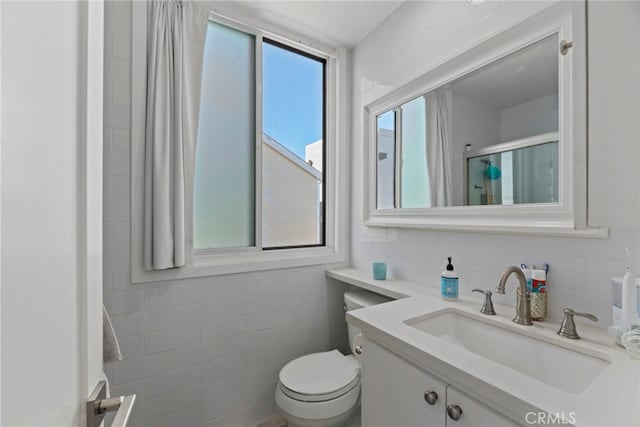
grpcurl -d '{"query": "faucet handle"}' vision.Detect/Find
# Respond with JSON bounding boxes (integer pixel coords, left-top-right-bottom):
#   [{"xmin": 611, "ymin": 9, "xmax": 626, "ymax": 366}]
[
  {"xmin": 472, "ymin": 289, "xmax": 496, "ymax": 315},
  {"xmin": 557, "ymin": 308, "xmax": 598, "ymax": 339},
  {"xmin": 564, "ymin": 308, "xmax": 598, "ymax": 321}
]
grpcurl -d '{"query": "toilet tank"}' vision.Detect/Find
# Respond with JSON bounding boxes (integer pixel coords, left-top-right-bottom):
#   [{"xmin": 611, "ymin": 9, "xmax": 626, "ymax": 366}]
[{"xmin": 344, "ymin": 290, "xmax": 391, "ymax": 353}]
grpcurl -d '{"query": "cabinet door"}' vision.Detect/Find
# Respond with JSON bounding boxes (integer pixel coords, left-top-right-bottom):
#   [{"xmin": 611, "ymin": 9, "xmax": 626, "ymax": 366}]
[
  {"xmin": 446, "ymin": 386, "xmax": 520, "ymax": 427},
  {"xmin": 361, "ymin": 338, "xmax": 447, "ymax": 427}
]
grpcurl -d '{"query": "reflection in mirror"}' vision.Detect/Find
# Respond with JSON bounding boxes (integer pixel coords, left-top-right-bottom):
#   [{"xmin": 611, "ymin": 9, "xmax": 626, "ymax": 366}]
[
  {"xmin": 465, "ymin": 135, "xmax": 559, "ymax": 206},
  {"xmin": 400, "ymin": 96, "xmax": 429, "ymax": 208},
  {"xmin": 374, "ymin": 33, "xmax": 560, "ymax": 209},
  {"xmin": 376, "ymin": 110, "xmax": 395, "ymax": 209}
]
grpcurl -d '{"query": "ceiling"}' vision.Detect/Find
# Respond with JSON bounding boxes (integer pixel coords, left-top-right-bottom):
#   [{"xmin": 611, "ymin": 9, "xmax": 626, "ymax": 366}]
[
  {"xmin": 452, "ymin": 35, "xmax": 559, "ymax": 110},
  {"xmin": 211, "ymin": 1, "xmax": 405, "ymax": 47}
]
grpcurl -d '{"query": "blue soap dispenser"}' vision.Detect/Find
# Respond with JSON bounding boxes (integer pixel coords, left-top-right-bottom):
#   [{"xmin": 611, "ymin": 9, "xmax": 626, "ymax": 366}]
[{"xmin": 441, "ymin": 257, "xmax": 459, "ymax": 300}]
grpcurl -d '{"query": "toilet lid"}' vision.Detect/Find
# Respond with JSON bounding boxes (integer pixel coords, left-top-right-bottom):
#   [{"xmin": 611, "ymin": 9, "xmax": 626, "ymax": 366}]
[{"xmin": 279, "ymin": 350, "xmax": 360, "ymax": 397}]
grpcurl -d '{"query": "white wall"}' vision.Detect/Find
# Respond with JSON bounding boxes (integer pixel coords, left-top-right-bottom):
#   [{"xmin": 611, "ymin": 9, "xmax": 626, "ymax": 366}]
[
  {"xmin": 451, "ymin": 92, "xmax": 501, "ymax": 205},
  {"xmin": 2, "ymin": 1, "xmax": 84, "ymax": 425},
  {"xmin": 351, "ymin": 1, "xmax": 640, "ymax": 326},
  {"xmin": 103, "ymin": 3, "xmax": 348, "ymax": 426},
  {"xmin": 500, "ymin": 93, "xmax": 559, "ymax": 142}
]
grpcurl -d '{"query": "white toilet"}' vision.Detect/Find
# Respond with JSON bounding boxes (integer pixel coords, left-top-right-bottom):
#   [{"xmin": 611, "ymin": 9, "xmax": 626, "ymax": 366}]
[{"xmin": 275, "ymin": 290, "xmax": 390, "ymax": 427}]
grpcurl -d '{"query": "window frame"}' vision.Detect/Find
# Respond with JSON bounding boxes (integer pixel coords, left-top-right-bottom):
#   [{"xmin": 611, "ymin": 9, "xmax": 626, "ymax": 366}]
[
  {"xmin": 130, "ymin": 5, "xmax": 347, "ymax": 283},
  {"xmin": 260, "ymin": 37, "xmax": 327, "ymax": 250}
]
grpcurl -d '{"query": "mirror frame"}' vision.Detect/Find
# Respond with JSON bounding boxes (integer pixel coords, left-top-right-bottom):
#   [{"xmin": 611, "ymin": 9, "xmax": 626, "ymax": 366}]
[{"xmin": 363, "ymin": 2, "xmax": 605, "ymax": 237}]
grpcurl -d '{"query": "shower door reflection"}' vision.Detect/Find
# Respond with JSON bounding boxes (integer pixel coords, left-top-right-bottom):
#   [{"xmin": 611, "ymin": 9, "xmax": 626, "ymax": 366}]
[{"xmin": 465, "ymin": 134, "xmax": 559, "ymax": 206}]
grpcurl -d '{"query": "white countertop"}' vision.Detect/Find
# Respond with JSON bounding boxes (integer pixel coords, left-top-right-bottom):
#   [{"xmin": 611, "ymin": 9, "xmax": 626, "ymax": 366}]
[{"xmin": 327, "ymin": 268, "xmax": 640, "ymax": 427}]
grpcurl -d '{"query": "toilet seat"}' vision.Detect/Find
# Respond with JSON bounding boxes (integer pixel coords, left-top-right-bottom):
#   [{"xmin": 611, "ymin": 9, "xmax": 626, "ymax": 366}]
[
  {"xmin": 276, "ymin": 351, "xmax": 361, "ymax": 425},
  {"xmin": 278, "ymin": 350, "xmax": 360, "ymax": 402},
  {"xmin": 279, "ymin": 376, "xmax": 360, "ymax": 402}
]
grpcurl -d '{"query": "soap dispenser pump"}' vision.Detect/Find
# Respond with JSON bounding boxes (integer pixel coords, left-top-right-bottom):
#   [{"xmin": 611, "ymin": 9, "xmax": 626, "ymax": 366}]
[{"xmin": 441, "ymin": 257, "xmax": 459, "ymax": 300}]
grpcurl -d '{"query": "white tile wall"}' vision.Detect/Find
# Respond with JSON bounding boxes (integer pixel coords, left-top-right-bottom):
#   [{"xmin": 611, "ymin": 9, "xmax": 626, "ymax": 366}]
[
  {"xmin": 350, "ymin": 1, "xmax": 640, "ymax": 327},
  {"xmin": 102, "ymin": 2, "xmax": 349, "ymax": 426}
]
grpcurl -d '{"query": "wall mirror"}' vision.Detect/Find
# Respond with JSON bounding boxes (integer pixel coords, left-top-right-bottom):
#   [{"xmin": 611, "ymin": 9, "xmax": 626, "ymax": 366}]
[
  {"xmin": 364, "ymin": 3, "xmax": 603, "ymax": 236},
  {"xmin": 375, "ymin": 34, "xmax": 559, "ymax": 209}
]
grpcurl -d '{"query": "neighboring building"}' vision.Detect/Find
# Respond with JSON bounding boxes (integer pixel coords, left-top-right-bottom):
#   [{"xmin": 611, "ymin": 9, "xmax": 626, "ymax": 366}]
[
  {"xmin": 305, "ymin": 140, "xmax": 324, "ymax": 215},
  {"xmin": 376, "ymin": 128, "xmax": 395, "ymax": 208},
  {"xmin": 262, "ymin": 134, "xmax": 323, "ymax": 247},
  {"xmin": 305, "ymin": 139, "xmax": 323, "ymax": 172}
]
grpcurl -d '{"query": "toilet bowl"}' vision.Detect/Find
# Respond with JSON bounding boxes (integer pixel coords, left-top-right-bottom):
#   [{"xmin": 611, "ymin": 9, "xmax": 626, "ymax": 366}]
[{"xmin": 275, "ymin": 290, "xmax": 390, "ymax": 427}]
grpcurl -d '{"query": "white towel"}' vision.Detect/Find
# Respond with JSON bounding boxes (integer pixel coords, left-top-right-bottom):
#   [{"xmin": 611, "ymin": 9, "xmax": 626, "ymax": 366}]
[
  {"xmin": 103, "ymin": 306, "xmax": 123, "ymax": 363},
  {"xmin": 100, "ymin": 371, "xmax": 111, "ymax": 398}
]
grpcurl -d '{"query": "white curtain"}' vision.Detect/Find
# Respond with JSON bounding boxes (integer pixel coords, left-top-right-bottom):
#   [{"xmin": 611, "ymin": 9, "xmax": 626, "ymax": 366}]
[
  {"xmin": 144, "ymin": 0, "xmax": 207, "ymax": 270},
  {"xmin": 425, "ymin": 90, "xmax": 453, "ymax": 207}
]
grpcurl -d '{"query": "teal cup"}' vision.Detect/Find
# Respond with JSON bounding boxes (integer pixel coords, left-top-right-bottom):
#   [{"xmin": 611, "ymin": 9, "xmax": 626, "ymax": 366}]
[{"xmin": 372, "ymin": 262, "xmax": 387, "ymax": 280}]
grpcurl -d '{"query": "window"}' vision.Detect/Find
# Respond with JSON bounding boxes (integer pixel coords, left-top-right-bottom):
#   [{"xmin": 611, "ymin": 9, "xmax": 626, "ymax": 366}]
[
  {"xmin": 376, "ymin": 110, "xmax": 395, "ymax": 209},
  {"xmin": 262, "ymin": 40, "xmax": 325, "ymax": 249},
  {"xmin": 375, "ymin": 97, "xmax": 429, "ymax": 210},
  {"xmin": 194, "ymin": 21, "xmax": 256, "ymax": 250},
  {"xmin": 194, "ymin": 18, "xmax": 326, "ymax": 252},
  {"xmin": 399, "ymin": 96, "xmax": 429, "ymax": 208},
  {"xmin": 131, "ymin": 6, "xmax": 345, "ymax": 282}
]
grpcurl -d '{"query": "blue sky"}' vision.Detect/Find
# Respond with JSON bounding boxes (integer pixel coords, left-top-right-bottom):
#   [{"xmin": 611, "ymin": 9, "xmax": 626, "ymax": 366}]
[
  {"xmin": 377, "ymin": 109, "xmax": 395, "ymax": 131},
  {"xmin": 263, "ymin": 42, "xmax": 323, "ymax": 159}
]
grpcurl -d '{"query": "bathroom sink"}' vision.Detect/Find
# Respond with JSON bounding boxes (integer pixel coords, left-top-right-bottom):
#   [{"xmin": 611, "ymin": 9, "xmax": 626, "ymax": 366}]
[{"xmin": 405, "ymin": 309, "xmax": 610, "ymax": 394}]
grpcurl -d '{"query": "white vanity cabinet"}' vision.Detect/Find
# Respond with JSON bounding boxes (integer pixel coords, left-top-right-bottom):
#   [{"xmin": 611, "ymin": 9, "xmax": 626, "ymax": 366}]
[
  {"xmin": 445, "ymin": 387, "xmax": 518, "ymax": 427},
  {"xmin": 361, "ymin": 336, "xmax": 446, "ymax": 427},
  {"xmin": 361, "ymin": 337, "xmax": 520, "ymax": 427}
]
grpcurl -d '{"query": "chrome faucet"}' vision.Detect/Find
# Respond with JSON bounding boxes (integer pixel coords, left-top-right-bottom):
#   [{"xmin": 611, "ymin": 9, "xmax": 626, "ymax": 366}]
[{"xmin": 495, "ymin": 266, "xmax": 533, "ymax": 325}]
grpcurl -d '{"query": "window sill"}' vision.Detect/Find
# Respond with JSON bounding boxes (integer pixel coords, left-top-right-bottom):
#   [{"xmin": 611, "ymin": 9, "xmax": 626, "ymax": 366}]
[{"xmin": 131, "ymin": 245, "xmax": 345, "ymax": 284}]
